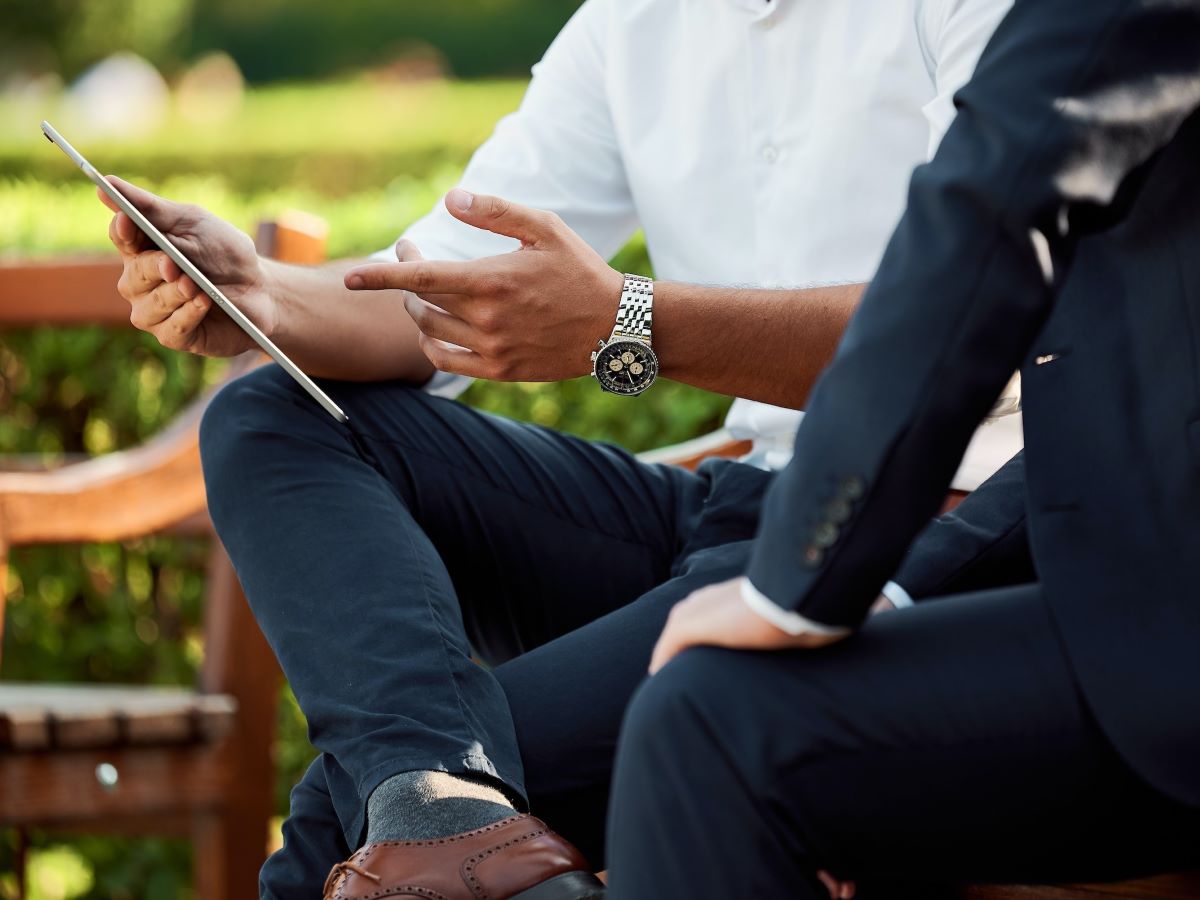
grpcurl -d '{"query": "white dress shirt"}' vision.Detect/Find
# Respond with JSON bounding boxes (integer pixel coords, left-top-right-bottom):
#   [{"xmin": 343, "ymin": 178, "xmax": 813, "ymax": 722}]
[
  {"xmin": 378, "ymin": 0, "xmax": 1020, "ymax": 494},
  {"xmin": 376, "ymin": 0, "xmax": 1018, "ymax": 624}
]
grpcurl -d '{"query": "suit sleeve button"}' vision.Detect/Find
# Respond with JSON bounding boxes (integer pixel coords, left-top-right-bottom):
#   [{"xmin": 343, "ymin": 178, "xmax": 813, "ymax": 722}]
[
  {"xmin": 801, "ymin": 545, "xmax": 825, "ymax": 568},
  {"xmin": 838, "ymin": 476, "xmax": 866, "ymax": 501},
  {"xmin": 825, "ymin": 499, "xmax": 851, "ymax": 524}
]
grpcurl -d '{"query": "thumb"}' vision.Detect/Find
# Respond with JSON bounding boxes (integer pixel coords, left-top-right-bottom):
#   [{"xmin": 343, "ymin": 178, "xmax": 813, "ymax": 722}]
[
  {"xmin": 101, "ymin": 176, "xmax": 189, "ymax": 230},
  {"xmin": 394, "ymin": 238, "xmax": 425, "ymax": 262},
  {"xmin": 444, "ymin": 188, "xmax": 562, "ymax": 246}
]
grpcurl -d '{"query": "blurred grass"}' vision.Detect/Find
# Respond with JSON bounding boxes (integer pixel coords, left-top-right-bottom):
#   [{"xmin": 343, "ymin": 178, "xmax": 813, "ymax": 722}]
[
  {"xmin": 0, "ymin": 79, "xmax": 528, "ymax": 195},
  {"xmin": 0, "ymin": 168, "xmax": 463, "ymax": 260},
  {"xmin": 0, "ymin": 77, "xmax": 730, "ymax": 898}
]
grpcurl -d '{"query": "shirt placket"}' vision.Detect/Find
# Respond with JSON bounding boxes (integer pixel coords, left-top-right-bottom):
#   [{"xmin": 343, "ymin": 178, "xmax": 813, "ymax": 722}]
[{"xmin": 744, "ymin": 0, "xmax": 788, "ymax": 286}]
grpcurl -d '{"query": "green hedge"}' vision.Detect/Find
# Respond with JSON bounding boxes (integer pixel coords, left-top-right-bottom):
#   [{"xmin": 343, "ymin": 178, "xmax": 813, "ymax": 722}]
[
  {"xmin": 0, "ymin": 80, "xmax": 527, "ymax": 200},
  {"xmin": 186, "ymin": 1, "xmax": 584, "ymax": 82}
]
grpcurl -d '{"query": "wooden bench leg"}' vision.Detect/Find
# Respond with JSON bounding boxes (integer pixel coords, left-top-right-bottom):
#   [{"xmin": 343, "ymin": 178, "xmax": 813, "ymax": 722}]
[
  {"xmin": 13, "ymin": 826, "xmax": 29, "ymax": 900},
  {"xmin": 193, "ymin": 550, "xmax": 281, "ymax": 900},
  {"xmin": 194, "ymin": 808, "xmax": 265, "ymax": 900}
]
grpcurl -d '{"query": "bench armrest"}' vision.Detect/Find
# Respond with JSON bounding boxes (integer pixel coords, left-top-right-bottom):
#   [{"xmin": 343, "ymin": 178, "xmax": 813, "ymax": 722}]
[{"xmin": 636, "ymin": 428, "xmax": 753, "ymax": 471}]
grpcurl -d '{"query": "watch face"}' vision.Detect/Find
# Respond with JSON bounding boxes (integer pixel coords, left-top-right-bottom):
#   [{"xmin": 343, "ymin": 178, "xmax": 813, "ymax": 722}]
[{"xmin": 593, "ymin": 339, "xmax": 659, "ymax": 395}]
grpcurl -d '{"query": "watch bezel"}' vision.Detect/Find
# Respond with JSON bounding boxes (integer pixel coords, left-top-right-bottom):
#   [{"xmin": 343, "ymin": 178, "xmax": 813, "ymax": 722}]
[{"xmin": 591, "ymin": 338, "xmax": 659, "ymax": 396}]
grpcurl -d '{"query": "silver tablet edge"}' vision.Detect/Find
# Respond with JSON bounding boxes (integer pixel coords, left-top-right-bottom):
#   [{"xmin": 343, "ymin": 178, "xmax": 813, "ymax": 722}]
[{"xmin": 41, "ymin": 120, "xmax": 350, "ymax": 424}]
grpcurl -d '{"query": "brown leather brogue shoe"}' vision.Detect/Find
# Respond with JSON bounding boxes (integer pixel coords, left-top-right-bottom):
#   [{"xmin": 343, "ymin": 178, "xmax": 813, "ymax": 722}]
[{"xmin": 322, "ymin": 814, "xmax": 605, "ymax": 900}]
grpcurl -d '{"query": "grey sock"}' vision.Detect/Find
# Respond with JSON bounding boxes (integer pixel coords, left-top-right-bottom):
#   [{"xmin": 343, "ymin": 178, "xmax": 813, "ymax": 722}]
[{"xmin": 365, "ymin": 770, "xmax": 516, "ymax": 842}]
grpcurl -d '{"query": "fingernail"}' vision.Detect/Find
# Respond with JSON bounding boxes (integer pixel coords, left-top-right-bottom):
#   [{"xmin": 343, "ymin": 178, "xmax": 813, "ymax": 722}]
[
  {"xmin": 193, "ymin": 297, "xmax": 206, "ymax": 309},
  {"xmin": 447, "ymin": 188, "xmax": 474, "ymax": 211},
  {"xmin": 346, "ymin": 274, "xmax": 364, "ymax": 289}
]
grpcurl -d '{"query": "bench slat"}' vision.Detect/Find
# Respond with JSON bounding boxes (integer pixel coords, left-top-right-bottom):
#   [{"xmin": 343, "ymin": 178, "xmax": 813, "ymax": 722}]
[
  {"xmin": 960, "ymin": 872, "xmax": 1200, "ymax": 899},
  {"xmin": 0, "ymin": 258, "xmax": 128, "ymax": 326},
  {"xmin": 0, "ymin": 684, "xmax": 237, "ymax": 751}
]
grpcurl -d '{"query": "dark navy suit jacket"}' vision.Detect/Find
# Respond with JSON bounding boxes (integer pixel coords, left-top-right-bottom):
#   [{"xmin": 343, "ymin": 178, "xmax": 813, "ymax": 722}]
[{"xmin": 747, "ymin": 0, "xmax": 1200, "ymax": 807}]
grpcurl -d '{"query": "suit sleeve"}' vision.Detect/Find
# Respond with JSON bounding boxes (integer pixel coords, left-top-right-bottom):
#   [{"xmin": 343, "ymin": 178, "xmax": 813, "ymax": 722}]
[
  {"xmin": 892, "ymin": 451, "xmax": 1034, "ymax": 601},
  {"xmin": 747, "ymin": 0, "xmax": 1200, "ymax": 626}
]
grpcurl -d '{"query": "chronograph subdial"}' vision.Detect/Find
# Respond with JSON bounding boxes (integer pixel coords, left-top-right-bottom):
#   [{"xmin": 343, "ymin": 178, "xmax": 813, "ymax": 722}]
[{"xmin": 592, "ymin": 339, "xmax": 659, "ymax": 395}]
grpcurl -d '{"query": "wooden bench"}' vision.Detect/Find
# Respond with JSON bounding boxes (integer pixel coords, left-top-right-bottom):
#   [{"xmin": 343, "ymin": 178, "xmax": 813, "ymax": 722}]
[
  {"xmin": 958, "ymin": 876, "xmax": 1200, "ymax": 898},
  {"xmin": 0, "ymin": 213, "xmax": 327, "ymax": 899}
]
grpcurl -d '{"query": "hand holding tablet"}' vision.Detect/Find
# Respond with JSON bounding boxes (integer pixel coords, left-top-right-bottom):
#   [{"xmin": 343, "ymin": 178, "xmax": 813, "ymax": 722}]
[{"xmin": 42, "ymin": 120, "xmax": 348, "ymax": 423}]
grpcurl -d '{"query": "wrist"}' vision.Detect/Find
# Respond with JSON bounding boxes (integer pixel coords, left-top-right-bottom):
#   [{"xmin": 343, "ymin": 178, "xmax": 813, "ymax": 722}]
[
  {"xmin": 589, "ymin": 271, "xmax": 659, "ymax": 395},
  {"xmin": 253, "ymin": 257, "xmax": 286, "ymax": 342},
  {"xmin": 591, "ymin": 266, "xmax": 625, "ymax": 341},
  {"xmin": 739, "ymin": 577, "xmax": 851, "ymax": 638},
  {"xmin": 640, "ymin": 280, "xmax": 695, "ymax": 382}
]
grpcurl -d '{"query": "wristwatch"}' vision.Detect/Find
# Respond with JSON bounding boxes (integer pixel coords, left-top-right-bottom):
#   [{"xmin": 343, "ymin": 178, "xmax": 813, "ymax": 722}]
[{"xmin": 590, "ymin": 274, "xmax": 659, "ymax": 396}]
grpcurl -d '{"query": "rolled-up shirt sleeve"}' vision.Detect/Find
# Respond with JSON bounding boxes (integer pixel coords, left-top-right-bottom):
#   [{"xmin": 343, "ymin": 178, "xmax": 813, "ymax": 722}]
[
  {"xmin": 367, "ymin": 0, "xmax": 638, "ymax": 399},
  {"xmin": 919, "ymin": 0, "xmax": 1015, "ymax": 158}
]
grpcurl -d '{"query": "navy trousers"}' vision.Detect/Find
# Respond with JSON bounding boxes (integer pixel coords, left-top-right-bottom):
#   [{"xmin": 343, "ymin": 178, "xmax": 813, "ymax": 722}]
[
  {"xmin": 198, "ymin": 365, "xmax": 771, "ymax": 897},
  {"xmin": 605, "ymin": 584, "xmax": 1200, "ymax": 899}
]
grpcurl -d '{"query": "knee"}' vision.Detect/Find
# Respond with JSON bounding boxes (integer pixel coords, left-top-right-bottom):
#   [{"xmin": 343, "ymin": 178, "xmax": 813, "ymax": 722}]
[
  {"xmin": 619, "ymin": 649, "xmax": 732, "ymax": 765},
  {"xmin": 199, "ymin": 365, "xmax": 307, "ymax": 490},
  {"xmin": 619, "ymin": 647, "xmax": 812, "ymax": 787}
]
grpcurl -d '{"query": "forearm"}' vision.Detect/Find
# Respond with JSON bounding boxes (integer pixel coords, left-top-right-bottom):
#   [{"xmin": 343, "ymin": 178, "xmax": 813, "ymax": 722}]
[
  {"xmin": 263, "ymin": 258, "xmax": 436, "ymax": 384},
  {"xmin": 342, "ymin": 195, "xmax": 863, "ymax": 394},
  {"xmin": 653, "ymin": 281, "xmax": 864, "ymax": 408}
]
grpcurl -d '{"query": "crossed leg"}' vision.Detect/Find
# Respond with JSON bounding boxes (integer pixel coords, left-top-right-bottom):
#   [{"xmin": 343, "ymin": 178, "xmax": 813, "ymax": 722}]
[
  {"xmin": 259, "ymin": 540, "xmax": 754, "ymax": 896},
  {"xmin": 197, "ymin": 365, "xmax": 769, "ymax": 896}
]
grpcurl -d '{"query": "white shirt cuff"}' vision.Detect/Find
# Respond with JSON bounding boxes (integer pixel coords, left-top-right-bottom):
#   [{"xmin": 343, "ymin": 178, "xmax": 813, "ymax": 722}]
[
  {"xmin": 881, "ymin": 581, "xmax": 916, "ymax": 610},
  {"xmin": 739, "ymin": 578, "xmax": 851, "ymax": 638}
]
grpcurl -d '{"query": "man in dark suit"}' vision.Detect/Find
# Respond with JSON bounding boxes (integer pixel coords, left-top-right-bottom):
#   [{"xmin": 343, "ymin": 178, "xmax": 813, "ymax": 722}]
[{"xmin": 605, "ymin": 0, "xmax": 1200, "ymax": 896}]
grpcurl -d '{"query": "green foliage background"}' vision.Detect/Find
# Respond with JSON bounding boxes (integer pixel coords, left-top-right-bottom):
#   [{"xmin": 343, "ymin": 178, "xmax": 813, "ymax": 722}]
[
  {"xmin": 0, "ymin": 79, "xmax": 731, "ymax": 897},
  {"xmin": 0, "ymin": 0, "xmax": 579, "ymax": 83},
  {"xmin": 185, "ymin": 0, "xmax": 580, "ymax": 83}
]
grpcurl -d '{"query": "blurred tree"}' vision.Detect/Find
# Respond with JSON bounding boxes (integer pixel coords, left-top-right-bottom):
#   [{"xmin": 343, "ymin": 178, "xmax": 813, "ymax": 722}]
[
  {"xmin": 185, "ymin": 0, "xmax": 582, "ymax": 81},
  {"xmin": 0, "ymin": 0, "xmax": 583, "ymax": 85},
  {"xmin": 0, "ymin": 0, "xmax": 194, "ymax": 80}
]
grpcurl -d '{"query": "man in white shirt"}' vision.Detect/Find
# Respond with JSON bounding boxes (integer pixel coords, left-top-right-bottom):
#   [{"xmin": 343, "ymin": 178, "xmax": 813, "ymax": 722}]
[{"xmin": 103, "ymin": 0, "xmax": 1015, "ymax": 895}]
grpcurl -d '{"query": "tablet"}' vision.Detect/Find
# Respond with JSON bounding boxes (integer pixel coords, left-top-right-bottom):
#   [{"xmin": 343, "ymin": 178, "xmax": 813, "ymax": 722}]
[{"xmin": 41, "ymin": 120, "xmax": 349, "ymax": 424}]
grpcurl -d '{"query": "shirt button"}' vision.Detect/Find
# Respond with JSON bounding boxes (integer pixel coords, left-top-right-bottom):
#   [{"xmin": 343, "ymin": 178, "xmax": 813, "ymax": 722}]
[
  {"xmin": 801, "ymin": 545, "xmax": 825, "ymax": 569},
  {"xmin": 762, "ymin": 145, "xmax": 780, "ymax": 164},
  {"xmin": 758, "ymin": 14, "xmax": 777, "ymax": 30}
]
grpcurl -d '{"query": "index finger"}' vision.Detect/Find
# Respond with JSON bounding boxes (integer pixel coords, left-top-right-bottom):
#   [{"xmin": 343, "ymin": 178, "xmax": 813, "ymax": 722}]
[
  {"xmin": 107, "ymin": 210, "xmax": 150, "ymax": 257},
  {"xmin": 344, "ymin": 260, "xmax": 485, "ymax": 296},
  {"xmin": 123, "ymin": 248, "xmax": 179, "ymax": 297}
]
